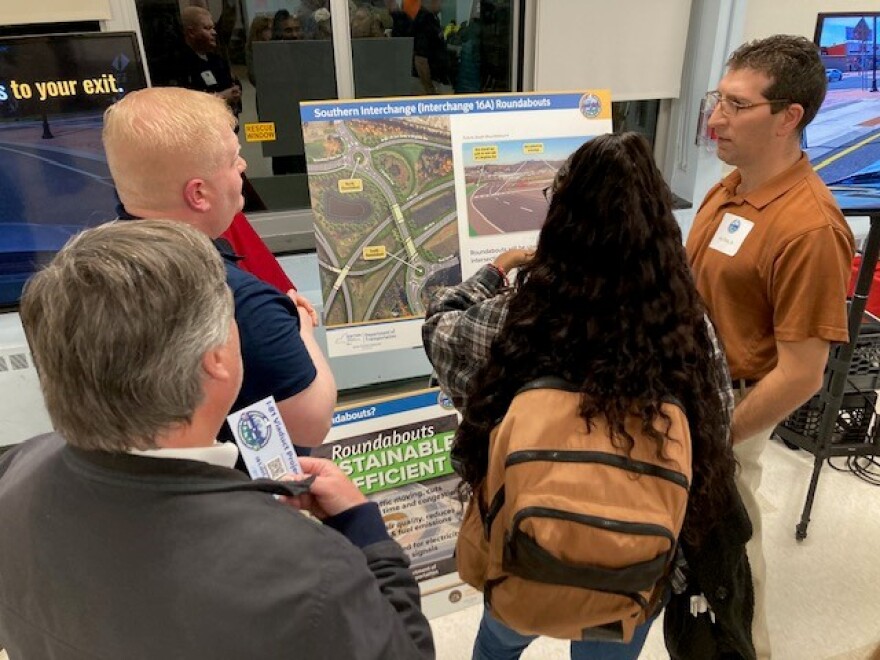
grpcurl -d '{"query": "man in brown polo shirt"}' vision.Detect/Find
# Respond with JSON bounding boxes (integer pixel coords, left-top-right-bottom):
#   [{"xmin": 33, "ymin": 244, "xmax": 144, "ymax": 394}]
[{"xmin": 687, "ymin": 35, "xmax": 854, "ymax": 658}]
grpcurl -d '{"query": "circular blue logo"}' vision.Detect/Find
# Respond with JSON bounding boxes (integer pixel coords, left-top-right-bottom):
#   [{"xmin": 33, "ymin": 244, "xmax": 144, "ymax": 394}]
[
  {"xmin": 437, "ymin": 391, "xmax": 455, "ymax": 410},
  {"xmin": 579, "ymin": 93, "xmax": 602, "ymax": 118},
  {"xmin": 728, "ymin": 218, "xmax": 741, "ymax": 233},
  {"xmin": 237, "ymin": 411, "xmax": 272, "ymax": 450}
]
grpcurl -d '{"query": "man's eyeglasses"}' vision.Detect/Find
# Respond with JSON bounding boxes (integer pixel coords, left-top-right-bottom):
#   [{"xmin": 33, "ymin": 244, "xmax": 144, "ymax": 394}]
[{"xmin": 704, "ymin": 90, "xmax": 791, "ymax": 117}]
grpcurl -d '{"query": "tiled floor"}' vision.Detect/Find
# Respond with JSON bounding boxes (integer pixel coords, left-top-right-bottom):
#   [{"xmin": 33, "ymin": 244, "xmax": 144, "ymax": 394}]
[{"xmin": 429, "ymin": 440, "xmax": 880, "ymax": 659}]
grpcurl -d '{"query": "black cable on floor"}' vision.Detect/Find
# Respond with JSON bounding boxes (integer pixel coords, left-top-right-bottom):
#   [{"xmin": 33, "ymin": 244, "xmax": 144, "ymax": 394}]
[{"xmin": 827, "ymin": 455, "xmax": 880, "ymax": 486}]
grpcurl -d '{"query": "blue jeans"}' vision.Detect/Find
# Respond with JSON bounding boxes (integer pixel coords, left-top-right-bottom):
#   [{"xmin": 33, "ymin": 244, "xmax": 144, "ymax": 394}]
[{"xmin": 472, "ymin": 609, "xmax": 655, "ymax": 660}]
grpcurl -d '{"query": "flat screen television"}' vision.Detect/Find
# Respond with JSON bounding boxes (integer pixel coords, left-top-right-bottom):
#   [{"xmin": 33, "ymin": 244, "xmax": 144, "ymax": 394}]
[
  {"xmin": 809, "ymin": 12, "xmax": 880, "ymax": 213},
  {"xmin": 0, "ymin": 31, "xmax": 146, "ymax": 308}
]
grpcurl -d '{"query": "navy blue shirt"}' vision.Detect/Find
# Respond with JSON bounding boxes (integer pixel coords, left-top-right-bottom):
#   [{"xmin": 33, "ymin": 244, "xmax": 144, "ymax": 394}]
[{"xmin": 220, "ymin": 247, "xmax": 317, "ymax": 442}]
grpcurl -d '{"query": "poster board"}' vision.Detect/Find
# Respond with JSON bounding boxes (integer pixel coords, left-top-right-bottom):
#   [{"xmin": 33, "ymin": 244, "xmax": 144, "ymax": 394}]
[
  {"xmin": 301, "ymin": 91, "xmax": 613, "ymax": 357},
  {"xmin": 313, "ymin": 388, "xmax": 482, "ymax": 618}
]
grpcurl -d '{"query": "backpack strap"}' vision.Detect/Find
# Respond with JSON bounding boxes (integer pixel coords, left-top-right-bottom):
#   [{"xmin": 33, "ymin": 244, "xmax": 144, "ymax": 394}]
[
  {"xmin": 660, "ymin": 394, "xmax": 686, "ymax": 413},
  {"xmin": 484, "ymin": 486, "xmax": 505, "ymax": 539},
  {"xmin": 517, "ymin": 378, "xmax": 687, "ymax": 417},
  {"xmin": 515, "ymin": 377, "xmax": 580, "ymax": 395}
]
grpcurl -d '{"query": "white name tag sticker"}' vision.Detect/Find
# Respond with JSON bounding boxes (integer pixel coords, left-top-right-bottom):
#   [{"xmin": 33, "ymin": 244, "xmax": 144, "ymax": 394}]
[
  {"xmin": 201, "ymin": 69, "xmax": 218, "ymax": 86},
  {"xmin": 708, "ymin": 213, "xmax": 754, "ymax": 256},
  {"xmin": 227, "ymin": 396, "xmax": 302, "ymax": 480}
]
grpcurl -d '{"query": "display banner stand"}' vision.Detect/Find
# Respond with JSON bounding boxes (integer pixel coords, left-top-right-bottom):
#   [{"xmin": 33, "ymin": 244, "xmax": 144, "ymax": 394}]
[{"xmin": 314, "ymin": 387, "xmax": 481, "ymax": 618}]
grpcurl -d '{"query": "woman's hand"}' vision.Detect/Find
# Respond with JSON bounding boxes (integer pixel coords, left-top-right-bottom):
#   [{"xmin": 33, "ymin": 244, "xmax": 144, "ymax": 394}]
[{"xmin": 493, "ymin": 249, "xmax": 534, "ymax": 273}]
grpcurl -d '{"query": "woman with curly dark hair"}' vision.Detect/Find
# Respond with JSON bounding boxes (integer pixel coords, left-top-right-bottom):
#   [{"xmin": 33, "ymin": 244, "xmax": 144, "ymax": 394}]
[{"xmin": 423, "ymin": 132, "xmax": 754, "ymax": 659}]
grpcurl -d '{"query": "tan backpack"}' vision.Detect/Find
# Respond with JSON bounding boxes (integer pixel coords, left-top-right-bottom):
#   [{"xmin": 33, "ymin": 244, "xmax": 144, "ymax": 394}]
[{"xmin": 456, "ymin": 377, "xmax": 692, "ymax": 643}]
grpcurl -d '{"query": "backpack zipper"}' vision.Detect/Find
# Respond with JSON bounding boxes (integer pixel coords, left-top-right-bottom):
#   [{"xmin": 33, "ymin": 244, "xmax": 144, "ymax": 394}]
[
  {"xmin": 511, "ymin": 505, "xmax": 677, "ymax": 545},
  {"xmin": 505, "ymin": 449, "xmax": 689, "ymax": 490}
]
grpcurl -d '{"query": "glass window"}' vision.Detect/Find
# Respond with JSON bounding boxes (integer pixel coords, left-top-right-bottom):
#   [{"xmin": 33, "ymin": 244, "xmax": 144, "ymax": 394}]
[
  {"xmin": 612, "ymin": 100, "xmax": 660, "ymax": 148},
  {"xmin": 348, "ymin": 1, "xmax": 514, "ymax": 98},
  {"xmin": 135, "ymin": 0, "xmax": 338, "ymax": 213},
  {"xmin": 134, "ymin": 1, "xmax": 517, "ymax": 213}
]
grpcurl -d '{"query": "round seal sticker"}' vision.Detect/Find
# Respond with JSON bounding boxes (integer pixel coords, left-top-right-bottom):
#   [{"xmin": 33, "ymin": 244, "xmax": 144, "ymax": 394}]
[
  {"xmin": 237, "ymin": 411, "xmax": 272, "ymax": 450},
  {"xmin": 579, "ymin": 93, "xmax": 602, "ymax": 118},
  {"xmin": 437, "ymin": 391, "xmax": 454, "ymax": 410}
]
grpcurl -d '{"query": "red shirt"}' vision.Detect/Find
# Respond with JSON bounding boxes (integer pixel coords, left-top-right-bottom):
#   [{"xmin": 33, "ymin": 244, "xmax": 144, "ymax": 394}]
[{"xmin": 220, "ymin": 212, "xmax": 294, "ymax": 293}]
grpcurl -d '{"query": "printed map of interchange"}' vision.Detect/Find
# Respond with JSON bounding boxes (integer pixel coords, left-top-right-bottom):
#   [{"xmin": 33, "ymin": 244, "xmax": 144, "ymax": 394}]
[{"xmin": 304, "ymin": 117, "xmax": 461, "ymax": 327}]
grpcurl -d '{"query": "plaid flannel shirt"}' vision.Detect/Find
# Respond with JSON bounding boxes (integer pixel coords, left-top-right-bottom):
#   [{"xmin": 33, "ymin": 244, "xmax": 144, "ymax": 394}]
[
  {"xmin": 422, "ymin": 264, "xmax": 735, "ymax": 430},
  {"xmin": 423, "ymin": 265, "xmax": 511, "ymax": 410}
]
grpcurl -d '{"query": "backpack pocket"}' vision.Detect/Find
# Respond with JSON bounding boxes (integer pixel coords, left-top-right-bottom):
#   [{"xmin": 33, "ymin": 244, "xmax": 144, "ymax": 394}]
[{"xmin": 505, "ymin": 503, "xmax": 676, "ymax": 599}]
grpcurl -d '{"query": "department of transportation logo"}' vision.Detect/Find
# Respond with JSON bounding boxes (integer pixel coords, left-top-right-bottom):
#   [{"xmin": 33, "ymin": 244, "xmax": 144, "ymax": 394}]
[
  {"xmin": 579, "ymin": 93, "xmax": 602, "ymax": 118},
  {"xmin": 437, "ymin": 391, "xmax": 455, "ymax": 410},
  {"xmin": 237, "ymin": 411, "xmax": 272, "ymax": 450},
  {"xmin": 728, "ymin": 218, "xmax": 741, "ymax": 233}
]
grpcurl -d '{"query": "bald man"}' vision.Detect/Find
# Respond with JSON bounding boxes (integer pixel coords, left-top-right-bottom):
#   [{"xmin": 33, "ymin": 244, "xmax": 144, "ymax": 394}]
[{"xmin": 179, "ymin": 6, "xmax": 241, "ymax": 113}]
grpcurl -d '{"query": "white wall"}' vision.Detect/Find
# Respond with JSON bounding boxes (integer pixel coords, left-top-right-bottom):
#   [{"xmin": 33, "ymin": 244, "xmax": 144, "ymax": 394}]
[
  {"xmin": 0, "ymin": 315, "xmax": 52, "ymax": 447},
  {"xmin": 533, "ymin": 0, "xmax": 693, "ymax": 101},
  {"xmin": 744, "ymin": 0, "xmax": 880, "ymax": 42},
  {"xmin": 0, "ymin": 0, "xmax": 111, "ymax": 26},
  {"xmin": 661, "ymin": 0, "xmax": 746, "ymax": 228}
]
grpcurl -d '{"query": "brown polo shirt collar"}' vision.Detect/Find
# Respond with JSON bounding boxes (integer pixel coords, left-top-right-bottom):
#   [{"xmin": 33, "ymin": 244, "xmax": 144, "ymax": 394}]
[{"xmin": 719, "ymin": 153, "xmax": 814, "ymax": 210}]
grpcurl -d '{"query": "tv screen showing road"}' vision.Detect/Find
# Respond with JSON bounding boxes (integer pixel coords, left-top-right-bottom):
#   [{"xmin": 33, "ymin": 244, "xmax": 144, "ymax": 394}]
[
  {"xmin": 811, "ymin": 13, "xmax": 880, "ymax": 211},
  {"xmin": 463, "ymin": 136, "xmax": 589, "ymax": 236},
  {"xmin": 303, "ymin": 116, "xmax": 459, "ymax": 327},
  {"xmin": 0, "ymin": 32, "xmax": 146, "ymax": 308}
]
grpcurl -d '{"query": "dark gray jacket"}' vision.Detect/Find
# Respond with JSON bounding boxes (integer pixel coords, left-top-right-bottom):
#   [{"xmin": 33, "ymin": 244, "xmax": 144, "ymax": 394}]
[
  {"xmin": 664, "ymin": 491, "xmax": 755, "ymax": 660},
  {"xmin": 0, "ymin": 433, "xmax": 434, "ymax": 659}
]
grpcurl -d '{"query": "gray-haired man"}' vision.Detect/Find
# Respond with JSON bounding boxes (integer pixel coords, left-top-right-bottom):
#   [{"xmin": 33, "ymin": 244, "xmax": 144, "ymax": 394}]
[{"xmin": 0, "ymin": 220, "xmax": 434, "ymax": 659}]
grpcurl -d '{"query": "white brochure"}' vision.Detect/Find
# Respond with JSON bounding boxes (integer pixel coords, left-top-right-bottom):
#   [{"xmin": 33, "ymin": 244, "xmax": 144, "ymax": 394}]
[{"xmin": 226, "ymin": 396, "xmax": 302, "ymax": 480}]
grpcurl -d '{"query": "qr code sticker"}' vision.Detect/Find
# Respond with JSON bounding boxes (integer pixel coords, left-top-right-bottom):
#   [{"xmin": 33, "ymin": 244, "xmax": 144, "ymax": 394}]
[{"xmin": 266, "ymin": 456, "xmax": 286, "ymax": 480}]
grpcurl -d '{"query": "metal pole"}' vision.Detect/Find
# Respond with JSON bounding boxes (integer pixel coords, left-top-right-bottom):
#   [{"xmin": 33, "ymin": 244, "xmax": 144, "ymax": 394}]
[
  {"xmin": 872, "ymin": 16, "xmax": 877, "ymax": 92},
  {"xmin": 796, "ymin": 211, "xmax": 880, "ymax": 540}
]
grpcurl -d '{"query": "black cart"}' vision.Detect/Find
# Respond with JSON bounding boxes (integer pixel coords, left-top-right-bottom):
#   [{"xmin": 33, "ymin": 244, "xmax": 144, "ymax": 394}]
[{"xmin": 774, "ymin": 209, "xmax": 880, "ymax": 541}]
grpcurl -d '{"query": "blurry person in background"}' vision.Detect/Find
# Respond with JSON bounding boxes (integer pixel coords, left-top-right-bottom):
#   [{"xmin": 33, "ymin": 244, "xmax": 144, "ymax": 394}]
[
  {"xmin": 272, "ymin": 9, "xmax": 304, "ymax": 40},
  {"xmin": 412, "ymin": 0, "xmax": 450, "ymax": 94},
  {"xmin": 245, "ymin": 14, "xmax": 272, "ymax": 85},
  {"xmin": 179, "ymin": 6, "xmax": 241, "ymax": 117},
  {"xmin": 351, "ymin": 5, "xmax": 385, "ymax": 38},
  {"xmin": 314, "ymin": 8, "xmax": 333, "ymax": 39},
  {"xmin": 297, "ymin": 0, "xmax": 329, "ymax": 39}
]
